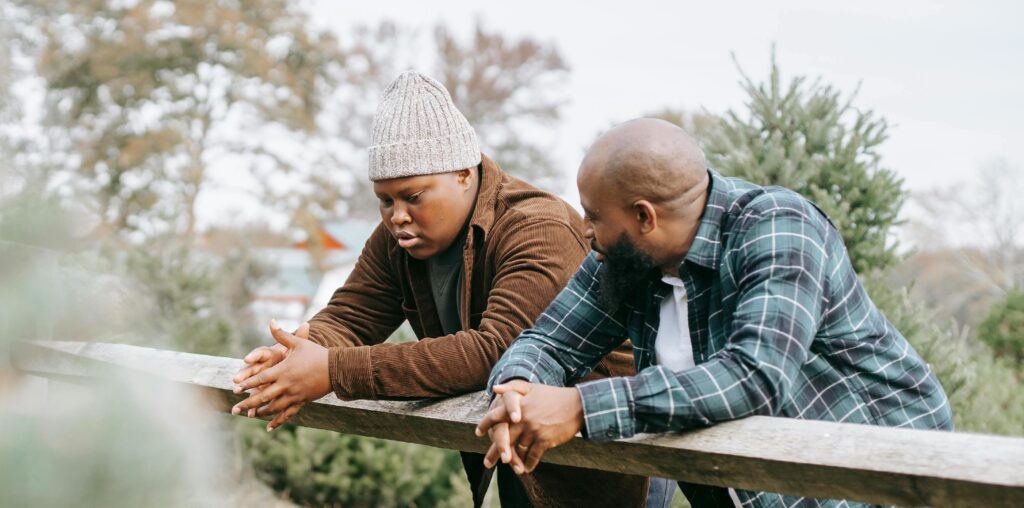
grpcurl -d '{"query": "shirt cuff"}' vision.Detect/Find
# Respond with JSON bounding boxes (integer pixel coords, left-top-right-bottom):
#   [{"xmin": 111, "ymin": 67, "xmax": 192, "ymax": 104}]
[
  {"xmin": 575, "ymin": 377, "xmax": 637, "ymax": 442},
  {"xmin": 328, "ymin": 346, "xmax": 375, "ymax": 400},
  {"xmin": 487, "ymin": 365, "xmax": 544, "ymax": 397}
]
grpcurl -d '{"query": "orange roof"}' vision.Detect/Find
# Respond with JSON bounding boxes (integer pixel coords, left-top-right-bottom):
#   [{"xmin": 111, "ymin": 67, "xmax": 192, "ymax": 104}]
[{"xmin": 294, "ymin": 228, "xmax": 345, "ymax": 250}]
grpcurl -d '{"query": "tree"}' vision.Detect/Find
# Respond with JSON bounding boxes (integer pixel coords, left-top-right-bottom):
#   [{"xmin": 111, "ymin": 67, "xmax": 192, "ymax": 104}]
[
  {"xmin": 698, "ymin": 49, "xmax": 904, "ymax": 275},
  {"xmin": 18, "ymin": 0, "xmax": 343, "ymax": 241},
  {"xmin": 0, "ymin": 3, "xmax": 40, "ymax": 201},
  {"xmin": 435, "ymin": 19, "xmax": 569, "ymax": 192}
]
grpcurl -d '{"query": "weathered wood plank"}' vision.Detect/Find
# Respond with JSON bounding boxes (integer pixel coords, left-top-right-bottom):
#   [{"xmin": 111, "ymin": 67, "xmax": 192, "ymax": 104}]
[{"xmin": 12, "ymin": 340, "xmax": 1024, "ymax": 507}]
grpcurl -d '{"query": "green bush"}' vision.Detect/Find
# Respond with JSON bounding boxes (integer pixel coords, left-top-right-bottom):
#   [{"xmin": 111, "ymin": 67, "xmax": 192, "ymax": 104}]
[
  {"xmin": 236, "ymin": 419, "xmax": 471, "ymax": 507},
  {"xmin": 977, "ymin": 289, "xmax": 1024, "ymax": 369}
]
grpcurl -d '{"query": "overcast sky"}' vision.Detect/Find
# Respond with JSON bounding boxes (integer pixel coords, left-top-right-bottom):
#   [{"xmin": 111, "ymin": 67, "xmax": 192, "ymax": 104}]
[{"xmin": 310, "ymin": 0, "xmax": 1023, "ymax": 204}]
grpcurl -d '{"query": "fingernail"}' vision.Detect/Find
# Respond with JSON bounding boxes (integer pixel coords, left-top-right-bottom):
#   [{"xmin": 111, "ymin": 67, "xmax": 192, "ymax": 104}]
[
  {"xmin": 501, "ymin": 451, "xmax": 510, "ymax": 462},
  {"xmin": 511, "ymin": 411, "xmax": 519, "ymax": 421},
  {"xmin": 483, "ymin": 459, "xmax": 492, "ymax": 468},
  {"xmin": 270, "ymin": 318, "xmax": 279, "ymax": 330},
  {"xmin": 233, "ymin": 386, "xmax": 241, "ymax": 394},
  {"xmin": 266, "ymin": 425, "xmax": 272, "ymax": 432},
  {"xmin": 231, "ymin": 406, "xmax": 240, "ymax": 415},
  {"xmin": 514, "ymin": 465, "xmax": 523, "ymax": 474}
]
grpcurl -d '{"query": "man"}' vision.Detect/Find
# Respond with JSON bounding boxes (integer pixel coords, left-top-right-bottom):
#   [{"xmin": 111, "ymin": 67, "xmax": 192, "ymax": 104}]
[
  {"xmin": 230, "ymin": 71, "xmax": 647, "ymax": 507},
  {"xmin": 477, "ymin": 118, "xmax": 953, "ymax": 507}
]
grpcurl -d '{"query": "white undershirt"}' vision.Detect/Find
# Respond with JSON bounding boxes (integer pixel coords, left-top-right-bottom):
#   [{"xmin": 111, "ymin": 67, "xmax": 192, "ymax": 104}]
[
  {"xmin": 656, "ymin": 275, "xmax": 696, "ymax": 373},
  {"xmin": 658, "ymin": 275, "xmax": 742, "ymax": 508}
]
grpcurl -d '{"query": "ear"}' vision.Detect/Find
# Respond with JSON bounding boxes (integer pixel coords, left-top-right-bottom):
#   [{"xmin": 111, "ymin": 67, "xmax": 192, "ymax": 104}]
[
  {"xmin": 633, "ymin": 200, "xmax": 658, "ymax": 234},
  {"xmin": 455, "ymin": 168, "xmax": 474, "ymax": 190}
]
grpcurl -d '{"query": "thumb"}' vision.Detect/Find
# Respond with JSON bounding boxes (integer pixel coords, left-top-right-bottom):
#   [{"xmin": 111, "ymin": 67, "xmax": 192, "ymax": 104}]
[
  {"xmin": 269, "ymin": 319, "xmax": 297, "ymax": 349},
  {"xmin": 294, "ymin": 322, "xmax": 310, "ymax": 340}
]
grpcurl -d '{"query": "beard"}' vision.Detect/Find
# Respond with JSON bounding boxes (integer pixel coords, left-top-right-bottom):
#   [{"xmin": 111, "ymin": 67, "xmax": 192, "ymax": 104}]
[{"xmin": 594, "ymin": 233, "xmax": 658, "ymax": 314}]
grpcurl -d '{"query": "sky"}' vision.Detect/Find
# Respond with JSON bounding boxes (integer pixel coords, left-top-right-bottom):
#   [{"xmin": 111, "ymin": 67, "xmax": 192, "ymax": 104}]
[{"xmin": 309, "ymin": 0, "xmax": 1023, "ymax": 208}]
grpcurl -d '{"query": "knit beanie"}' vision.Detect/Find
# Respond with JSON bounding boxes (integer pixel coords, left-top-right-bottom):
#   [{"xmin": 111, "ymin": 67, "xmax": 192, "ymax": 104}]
[{"xmin": 367, "ymin": 70, "xmax": 481, "ymax": 181}]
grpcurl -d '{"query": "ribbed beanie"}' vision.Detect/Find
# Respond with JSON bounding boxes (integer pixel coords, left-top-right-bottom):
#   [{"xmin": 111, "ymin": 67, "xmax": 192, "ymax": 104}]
[{"xmin": 367, "ymin": 70, "xmax": 481, "ymax": 181}]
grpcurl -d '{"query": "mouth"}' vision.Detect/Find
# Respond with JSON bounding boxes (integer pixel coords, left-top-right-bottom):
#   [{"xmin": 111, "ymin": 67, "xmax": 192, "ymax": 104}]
[
  {"xmin": 395, "ymin": 230, "xmax": 420, "ymax": 249},
  {"xmin": 590, "ymin": 242, "xmax": 606, "ymax": 262}
]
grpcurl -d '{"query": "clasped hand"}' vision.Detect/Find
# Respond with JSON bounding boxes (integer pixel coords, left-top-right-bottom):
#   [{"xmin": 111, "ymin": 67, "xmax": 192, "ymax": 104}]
[
  {"xmin": 473, "ymin": 380, "xmax": 585, "ymax": 475},
  {"xmin": 231, "ymin": 320, "xmax": 331, "ymax": 431}
]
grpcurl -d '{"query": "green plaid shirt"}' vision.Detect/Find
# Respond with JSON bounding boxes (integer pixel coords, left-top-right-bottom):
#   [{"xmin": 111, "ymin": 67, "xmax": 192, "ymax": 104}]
[{"xmin": 488, "ymin": 169, "xmax": 952, "ymax": 508}]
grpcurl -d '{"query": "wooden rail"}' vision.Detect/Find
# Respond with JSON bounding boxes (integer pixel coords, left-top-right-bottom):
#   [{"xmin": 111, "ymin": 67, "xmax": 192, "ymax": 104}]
[{"xmin": 11, "ymin": 340, "xmax": 1024, "ymax": 507}]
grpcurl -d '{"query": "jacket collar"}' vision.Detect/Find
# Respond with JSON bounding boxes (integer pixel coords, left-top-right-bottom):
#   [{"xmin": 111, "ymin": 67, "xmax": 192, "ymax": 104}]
[{"xmin": 466, "ymin": 153, "xmax": 505, "ymax": 244}]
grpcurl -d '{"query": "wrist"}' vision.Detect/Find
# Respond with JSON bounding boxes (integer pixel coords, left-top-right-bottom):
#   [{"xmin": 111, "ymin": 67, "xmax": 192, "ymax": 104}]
[
  {"xmin": 571, "ymin": 387, "xmax": 584, "ymax": 428},
  {"xmin": 318, "ymin": 350, "xmax": 332, "ymax": 397}
]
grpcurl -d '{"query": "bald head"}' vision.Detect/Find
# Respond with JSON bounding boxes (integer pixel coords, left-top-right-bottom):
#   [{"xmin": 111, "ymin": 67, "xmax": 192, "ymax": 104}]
[{"xmin": 580, "ymin": 118, "xmax": 708, "ymax": 207}]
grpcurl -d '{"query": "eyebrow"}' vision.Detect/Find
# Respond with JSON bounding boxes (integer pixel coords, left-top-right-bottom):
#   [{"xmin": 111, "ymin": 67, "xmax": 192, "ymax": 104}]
[{"xmin": 377, "ymin": 185, "xmax": 426, "ymax": 198}]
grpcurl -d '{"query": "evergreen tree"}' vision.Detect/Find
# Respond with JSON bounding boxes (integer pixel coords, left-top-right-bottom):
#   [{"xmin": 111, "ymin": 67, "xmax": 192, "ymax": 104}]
[{"xmin": 701, "ymin": 49, "xmax": 904, "ymax": 274}]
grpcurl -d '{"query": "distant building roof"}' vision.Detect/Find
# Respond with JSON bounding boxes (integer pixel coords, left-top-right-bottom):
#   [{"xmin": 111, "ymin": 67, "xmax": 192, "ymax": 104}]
[
  {"xmin": 323, "ymin": 220, "xmax": 378, "ymax": 251},
  {"xmin": 294, "ymin": 219, "xmax": 379, "ymax": 252},
  {"xmin": 253, "ymin": 220, "xmax": 377, "ymax": 302}
]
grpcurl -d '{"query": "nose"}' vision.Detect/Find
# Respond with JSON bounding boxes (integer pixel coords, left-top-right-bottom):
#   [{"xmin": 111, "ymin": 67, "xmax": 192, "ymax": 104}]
[
  {"xmin": 582, "ymin": 223, "xmax": 594, "ymax": 240},
  {"xmin": 390, "ymin": 203, "xmax": 411, "ymax": 226}
]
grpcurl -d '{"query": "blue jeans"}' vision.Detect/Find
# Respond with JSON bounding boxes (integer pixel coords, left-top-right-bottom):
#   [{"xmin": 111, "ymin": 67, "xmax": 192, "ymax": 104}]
[
  {"xmin": 647, "ymin": 479, "xmax": 739, "ymax": 508},
  {"xmin": 645, "ymin": 477, "xmax": 676, "ymax": 508}
]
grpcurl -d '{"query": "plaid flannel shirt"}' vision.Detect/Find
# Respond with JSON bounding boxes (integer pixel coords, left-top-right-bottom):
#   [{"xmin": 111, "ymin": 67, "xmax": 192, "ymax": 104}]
[{"xmin": 488, "ymin": 169, "xmax": 953, "ymax": 508}]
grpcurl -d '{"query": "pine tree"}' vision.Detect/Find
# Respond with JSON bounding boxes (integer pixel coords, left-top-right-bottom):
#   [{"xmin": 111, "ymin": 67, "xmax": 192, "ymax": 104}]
[{"xmin": 701, "ymin": 49, "xmax": 904, "ymax": 275}]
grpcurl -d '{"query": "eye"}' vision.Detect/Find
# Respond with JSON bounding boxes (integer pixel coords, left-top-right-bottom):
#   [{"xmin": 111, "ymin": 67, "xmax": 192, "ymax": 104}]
[
  {"xmin": 379, "ymin": 197, "xmax": 393, "ymax": 207},
  {"xmin": 407, "ymin": 191, "xmax": 424, "ymax": 204}
]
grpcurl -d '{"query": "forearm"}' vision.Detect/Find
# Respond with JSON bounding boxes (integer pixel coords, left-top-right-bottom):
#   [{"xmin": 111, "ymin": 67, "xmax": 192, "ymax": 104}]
[
  {"xmin": 488, "ymin": 253, "xmax": 630, "ymax": 393},
  {"xmin": 306, "ymin": 288, "xmax": 405, "ymax": 349},
  {"xmin": 307, "ymin": 317, "xmax": 365, "ymax": 348},
  {"xmin": 327, "ymin": 325, "xmax": 519, "ymax": 400},
  {"xmin": 488, "ymin": 334, "xmax": 573, "ymax": 392},
  {"xmin": 576, "ymin": 349, "xmax": 786, "ymax": 441}
]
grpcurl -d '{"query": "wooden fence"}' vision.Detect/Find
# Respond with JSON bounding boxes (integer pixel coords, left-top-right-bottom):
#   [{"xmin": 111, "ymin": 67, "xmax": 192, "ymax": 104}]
[{"xmin": 11, "ymin": 340, "xmax": 1024, "ymax": 507}]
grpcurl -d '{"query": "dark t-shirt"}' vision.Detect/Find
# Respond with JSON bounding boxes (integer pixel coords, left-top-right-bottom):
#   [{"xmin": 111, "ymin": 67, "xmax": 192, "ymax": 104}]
[{"xmin": 426, "ymin": 233, "xmax": 466, "ymax": 335}]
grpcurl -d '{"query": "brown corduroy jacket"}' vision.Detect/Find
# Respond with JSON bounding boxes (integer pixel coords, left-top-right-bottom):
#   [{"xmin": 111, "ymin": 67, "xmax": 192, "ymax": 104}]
[{"xmin": 307, "ymin": 154, "xmax": 647, "ymax": 507}]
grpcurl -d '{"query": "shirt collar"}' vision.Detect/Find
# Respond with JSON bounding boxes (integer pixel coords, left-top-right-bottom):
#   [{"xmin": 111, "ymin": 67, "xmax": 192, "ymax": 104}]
[{"xmin": 682, "ymin": 168, "xmax": 730, "ymax": 271}]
